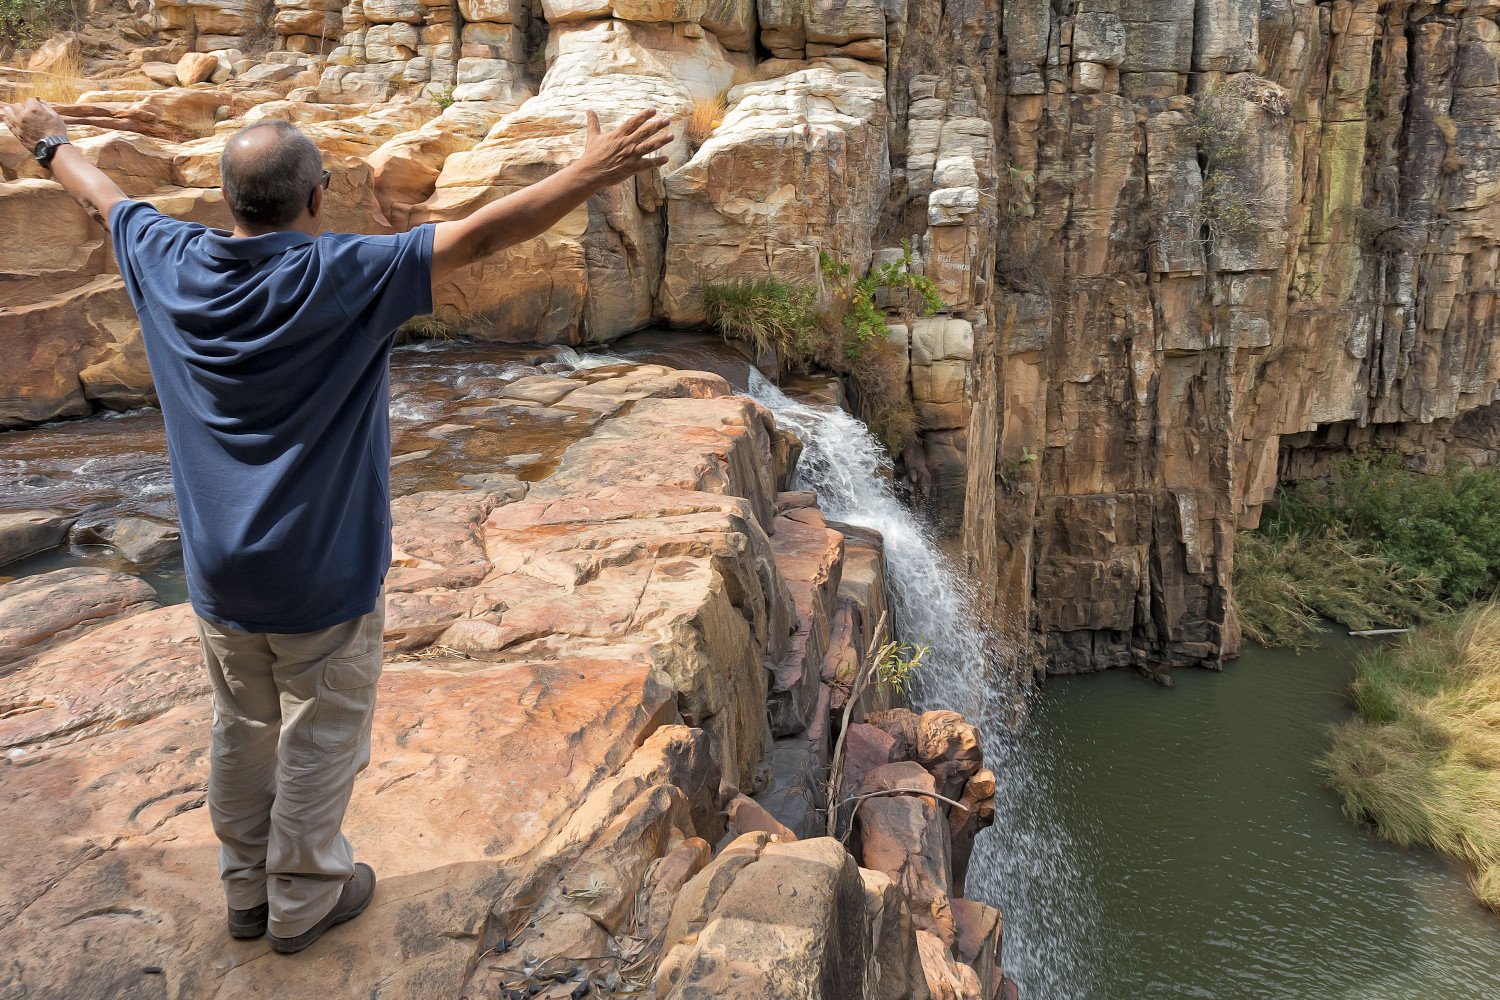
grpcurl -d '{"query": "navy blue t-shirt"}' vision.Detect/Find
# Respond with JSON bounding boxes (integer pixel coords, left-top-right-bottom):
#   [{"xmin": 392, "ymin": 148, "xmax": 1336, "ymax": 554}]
[{"xmin": 110, "ymin": 200, "xmax": 435, "ymax": 633}]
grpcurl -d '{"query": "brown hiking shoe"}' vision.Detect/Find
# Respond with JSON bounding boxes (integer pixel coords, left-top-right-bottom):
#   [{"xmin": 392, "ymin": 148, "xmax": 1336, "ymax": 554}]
[
  {"xmin": 268, "ymin": 863, "xmax": 376, "ymax": 955},
  {"xmin": 228, "ymin": 902, "xmax": 268, "ymax": 939}
]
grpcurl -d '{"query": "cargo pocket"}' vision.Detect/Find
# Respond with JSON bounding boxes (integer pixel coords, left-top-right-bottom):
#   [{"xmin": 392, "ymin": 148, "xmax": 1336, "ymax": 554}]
[{"xmin": 310, "ymin": 650, "xmax": 381, "ymax": 754}]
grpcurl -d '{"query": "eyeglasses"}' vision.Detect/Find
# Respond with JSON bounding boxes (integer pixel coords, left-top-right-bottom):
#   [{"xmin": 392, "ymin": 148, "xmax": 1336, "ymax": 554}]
[{"xmin": 308, "ymin": 168, "xmax": 331, "ymax": 211}]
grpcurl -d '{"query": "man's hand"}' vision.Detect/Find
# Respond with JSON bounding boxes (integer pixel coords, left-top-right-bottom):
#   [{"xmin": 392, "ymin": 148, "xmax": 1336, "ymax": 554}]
[
  {"xmin": 574, "ymin": 109, "xmax": 673, "ymax": 187},
  {"xmin": 3, "ymin": 97, "xmax": 130, "ymax": 229},
  {"xmin": 430, "ymin": 106, "xmax": 675, "ymax": 284},
  {"xmin": 2, "ymin": 98, "xmax": 69, "ymax": 150}
]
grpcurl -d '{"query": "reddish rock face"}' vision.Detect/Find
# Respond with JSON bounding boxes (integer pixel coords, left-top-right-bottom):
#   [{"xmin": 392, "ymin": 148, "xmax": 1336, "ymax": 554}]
[
  {"xmin": 1, "ymin": 365, "xmax": 1001, "ymax": 998},
  {"xmin": 0, "ymin": 568, "xmax": 159, "ymax": 675},
  {"xmin": 842, "ymin": 721, "xmax": 897, "ymax": 791},
  {"xmin": 855, "ymin": 761, "xmax": 956, "ymax": 946}
]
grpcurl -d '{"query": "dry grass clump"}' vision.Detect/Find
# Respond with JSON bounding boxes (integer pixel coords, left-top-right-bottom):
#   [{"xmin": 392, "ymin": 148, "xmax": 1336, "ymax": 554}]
[
  {"xmin": 684, "ymin": 93, "xmax": 727, "ymax": 151},
  {"xmin": 269, "ymin": 68, "xmax": 323, "ymax": 97},
  {"xmin": 9, "ymin": 47, "xmax": 84, "ymax": 103},
  {"xmin": 1322, "ymin": 605, "xmax": 1500, "ymax": 912},
  {"xmin": 1233, "ymin": 527, "xmax": 1443, "ymax": 649}
]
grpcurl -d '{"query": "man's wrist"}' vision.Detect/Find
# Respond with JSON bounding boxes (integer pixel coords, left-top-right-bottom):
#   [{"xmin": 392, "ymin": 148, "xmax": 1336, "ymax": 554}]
[
  {"xmin": 33, "ymin": 133, "xmax": 71, "ymax": 169},
  {"xmin": 564, "ymin": 157, "xmax": 607, "ymax": 192}
]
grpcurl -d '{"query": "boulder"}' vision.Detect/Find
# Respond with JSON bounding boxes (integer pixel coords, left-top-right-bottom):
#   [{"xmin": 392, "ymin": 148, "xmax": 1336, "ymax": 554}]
[
  {"xmin": 660, "ymin": 64, "xmax": 889, "ymax": 325},
  {"xmin": 0, "ymin": 510, "xmax": 74, "ymax": 567},
  {"xmin": 175, "ymin": 51, "xmax": 221, "ymax": 85},
  {"xmin": 724, "ymin": 792, "xmax": 797, "ymax": 843},
  {"xmin": 654, "ymin": 834, "xmax": 873, "ymax": 999},
  {"xmin": 842, "ymin": 721, "xmax": 896, "ymax": 791},
  {"xmin": 855, "ymin": 761, "xmax": 955, "ymax": 945},
  {"xmin": 915, "ymin": 709, "xmax": 983, "ymax": 801},
  {"xmin": 70, "ymin": 515, "xmax": 181, "ymax": 565},
  {"xmin": 0, "ymin": 567, "xmax": 158, "ymax": 671},
  {"xmin": 951, "ymin": 898, "xmax": 1004, "ymax": 1000},
  {"xmin": 27, "ymin": 33, "xmax": 82, "ymax": 73}
]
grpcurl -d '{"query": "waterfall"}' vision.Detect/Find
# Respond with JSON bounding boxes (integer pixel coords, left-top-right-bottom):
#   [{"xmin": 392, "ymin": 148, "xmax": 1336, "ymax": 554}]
[{"xmin": 744, "ymin": 370, "xmax": 1021, "ymax": 716}]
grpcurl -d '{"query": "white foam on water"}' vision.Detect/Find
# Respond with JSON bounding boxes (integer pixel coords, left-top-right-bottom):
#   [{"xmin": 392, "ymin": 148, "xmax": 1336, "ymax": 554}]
[{"xmin": 744, "ymin": 369, "xmax": 1023, "ymax": 715}]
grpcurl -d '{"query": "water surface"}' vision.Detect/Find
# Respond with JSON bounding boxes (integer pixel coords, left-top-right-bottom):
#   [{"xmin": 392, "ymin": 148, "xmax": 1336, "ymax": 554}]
[{"xmin": 972, "ymin": 636, "xmax": 1500, "ymax": 999}]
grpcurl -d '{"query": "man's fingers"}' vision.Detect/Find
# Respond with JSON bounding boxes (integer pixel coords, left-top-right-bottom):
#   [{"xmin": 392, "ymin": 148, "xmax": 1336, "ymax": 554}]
[
  {"xmin": 614, "ymin": 108, "xmax": 657, "ymax": 137},
  {"xmin": 633, "ymin": 116, "xmax": 671, "ymax": 141},
  {"xmin": 585, "ymin": 109, "xmax": 601, "ymax": 135},
  {"xmin": 638, "ymin": 130, "xmax": 673, "ymax": 153},
  {"xmin": 641, "ymin": 155, "xmax": 668, "ymax": 168}
]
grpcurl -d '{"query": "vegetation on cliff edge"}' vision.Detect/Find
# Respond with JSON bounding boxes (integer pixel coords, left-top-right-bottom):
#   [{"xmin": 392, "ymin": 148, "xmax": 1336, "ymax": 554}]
[
  {"xmin": 1234, "ymin": 453, "xmax": 1500, "ymax": 647},
  {"xmin": 1322, "ymin": 606, "xmax": 1500, "ymax": 912},
  {"xmin": 702, "ymin": 244, "xmax": 942, "ymax": 454}
]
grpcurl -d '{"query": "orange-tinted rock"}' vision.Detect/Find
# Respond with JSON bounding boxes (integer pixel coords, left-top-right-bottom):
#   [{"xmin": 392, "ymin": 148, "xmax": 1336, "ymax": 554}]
[
  {"xmin": 0, "ymin": 567, "xmax": 157, "ymax": 673},
  {"xmin": 0, "ymin": 509, "xmax": 73, "ymax": 567},
  {"xmin": 174, "ymin": 51, "xmax": 220, "ymax": 85},
  {"xmin": 654, "ymin": 834, "xmax": 874, "ymax": 1000},
  {"xmin": 842, "ymin": 721, "xmax": 896, "ymax": 791},
  {"xmin": 724, "ymin": 792, "xmax": 797, "ymax": 843},
  {"xmin": 951, "ymin": 898, "xmax": 1004, "ymax": 1000},
  {"xmin": 949, "ymin": 767, "xmax": 997, "ymax": 890},
  {"xmin": 855, "ymin": 761, "xmax": 955, "ymax": 946},
  {"xmin": 917, "ymin": 709, "xmax": 985, "ymax": 800}
]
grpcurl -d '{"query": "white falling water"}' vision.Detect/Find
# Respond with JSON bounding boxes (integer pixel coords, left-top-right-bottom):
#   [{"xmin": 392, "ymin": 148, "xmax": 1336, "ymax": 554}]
[{"xmin": 744, "ymin": 369, "xmax": 1022, "ymax": 716}]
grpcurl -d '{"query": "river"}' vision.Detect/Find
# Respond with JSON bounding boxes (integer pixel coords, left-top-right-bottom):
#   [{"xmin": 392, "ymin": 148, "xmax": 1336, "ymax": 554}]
[
  {"xmin": 971, "ymin": 635, "xmax": 1500, "ymax": 999},
  {"xmin": 4, "ymin": 336, "xmax": 1497, "ymax": 997}
]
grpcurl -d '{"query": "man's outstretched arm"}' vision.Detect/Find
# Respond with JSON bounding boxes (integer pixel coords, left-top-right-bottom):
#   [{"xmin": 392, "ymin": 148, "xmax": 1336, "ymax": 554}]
[
  {"xmin": 430, "ymin": 108, "xmax": 672, "ymax": 287},
  {"xmin": 2, "ymin": 99, "xmax": 130, "ymax": 230}
]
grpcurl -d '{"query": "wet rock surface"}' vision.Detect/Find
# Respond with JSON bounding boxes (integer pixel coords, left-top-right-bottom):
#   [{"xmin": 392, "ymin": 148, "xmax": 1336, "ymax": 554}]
[{"xmin": 0, "ymin": 362, "xmax": 1006, "ymax": 998}]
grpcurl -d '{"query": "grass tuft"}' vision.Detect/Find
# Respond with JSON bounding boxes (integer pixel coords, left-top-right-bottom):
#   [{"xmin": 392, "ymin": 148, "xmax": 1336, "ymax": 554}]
[
  {"xmin": 1322, "ymin": 606, "xmax": 1500, "ymax": 912},
  {"xmin": 1233, "ymin": 527, "xmax": 1443, "ymax": 649},
  {"xmin": 702, "ymin": 278, "xmax": 817, "ymax": 362},
  {"xmin": 9, "ymin": 45, "xmax": 84, "ymax": 103},
  {"xmin": 702, "ymin": 244, "xmax": 941, "ymax": 454},
  {"xmin": 685, "ymin": 93, "xmax": 727, "ymax": 151}
]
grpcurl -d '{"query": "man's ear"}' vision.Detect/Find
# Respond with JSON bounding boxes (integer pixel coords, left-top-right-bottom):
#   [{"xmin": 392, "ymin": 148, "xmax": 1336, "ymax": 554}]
[{"xmin": 309, "ymin": 183, "xmax": 323, "ymax": 219}]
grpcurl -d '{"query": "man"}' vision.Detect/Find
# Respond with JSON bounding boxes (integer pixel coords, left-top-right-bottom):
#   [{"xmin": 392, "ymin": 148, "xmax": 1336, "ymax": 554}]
[{"xmin": 1, "ymin": 98, "xmax": 671, "ymax": 954}]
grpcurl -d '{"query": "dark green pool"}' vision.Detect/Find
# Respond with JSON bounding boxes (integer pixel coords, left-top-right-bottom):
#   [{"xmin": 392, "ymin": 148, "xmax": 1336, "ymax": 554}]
[{"xmin": 971, "ymin": 635, "xmax": 1500, "ymax": 999}]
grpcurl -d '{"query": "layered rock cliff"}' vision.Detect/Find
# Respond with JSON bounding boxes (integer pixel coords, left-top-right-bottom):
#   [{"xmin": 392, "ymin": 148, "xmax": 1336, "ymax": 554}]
[{"xmin": 1, "ymin": 0, "xmax": 1496, "ymax": 679}]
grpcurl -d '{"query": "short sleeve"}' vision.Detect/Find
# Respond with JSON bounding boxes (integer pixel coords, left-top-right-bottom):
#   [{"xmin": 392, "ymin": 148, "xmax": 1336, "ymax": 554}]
[
  {"xmin": 110, "ymin": 200, "xmax": 192, "ymax": 281},
  {"xmin": 321, "ymin": 225, "xmax": 435, "ymax": 341}
]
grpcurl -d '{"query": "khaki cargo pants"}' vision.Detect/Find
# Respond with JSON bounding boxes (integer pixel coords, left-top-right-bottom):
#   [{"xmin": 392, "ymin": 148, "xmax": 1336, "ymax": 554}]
[{"xmin": 195, "ymin": 596, "xmax": 384, "ymax": 938}]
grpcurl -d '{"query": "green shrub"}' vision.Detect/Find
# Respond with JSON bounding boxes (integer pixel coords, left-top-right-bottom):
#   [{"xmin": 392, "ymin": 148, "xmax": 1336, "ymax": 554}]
[
  {"xmin": 702, "ymin": 278, "xmax": 818, "ymax": 363},
  {"xmin": 702, "ymin": 246, "xmax": 942, "ymax": 455},
  {"xmin": 1322, "ymin": 606, "xmax": 1500, "ymax": 912},
  {"xmin": 1266, "ymin": 453, "xmax": 1500, "ymax": 607}
]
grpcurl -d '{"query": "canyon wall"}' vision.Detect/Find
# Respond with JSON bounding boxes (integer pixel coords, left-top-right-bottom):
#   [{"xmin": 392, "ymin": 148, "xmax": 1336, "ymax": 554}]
[
  {"xmin": 2, "ymin": 0, "xmax": 1497, "ymax": 678},
  {"xmin": 959, "ymin": 0, "xmax": 1500, "ymax": 675}
]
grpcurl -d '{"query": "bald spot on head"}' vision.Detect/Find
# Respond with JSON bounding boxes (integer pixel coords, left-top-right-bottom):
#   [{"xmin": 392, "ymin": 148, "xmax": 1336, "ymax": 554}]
[{"xmin": 220, "ymin": 119, "xmax": 324, "ymax": 229}]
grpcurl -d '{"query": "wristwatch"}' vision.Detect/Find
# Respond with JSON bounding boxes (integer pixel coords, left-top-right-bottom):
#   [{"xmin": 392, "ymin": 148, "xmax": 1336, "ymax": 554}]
[{"xmin": 33, "ymin": 134, "xmax": 70, "ymax": 168}]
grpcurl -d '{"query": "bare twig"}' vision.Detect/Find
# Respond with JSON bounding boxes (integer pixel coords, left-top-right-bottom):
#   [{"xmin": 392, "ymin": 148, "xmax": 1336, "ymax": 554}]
[{"xmin": 826, "ymin": 611, "xmax": 889, "ymax": 838}]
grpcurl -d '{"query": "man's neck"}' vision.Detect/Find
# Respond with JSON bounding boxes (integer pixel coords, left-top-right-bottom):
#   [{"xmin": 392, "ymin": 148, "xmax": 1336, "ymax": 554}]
[{"xmin": 231, "ymin": 217, "xmax": 320, "ymax": 239}]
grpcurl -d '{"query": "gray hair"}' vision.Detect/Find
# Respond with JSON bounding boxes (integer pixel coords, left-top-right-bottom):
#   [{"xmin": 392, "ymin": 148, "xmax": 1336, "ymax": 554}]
[{"xmin": 220, "ymin": 120, "xmax": 324, "ymax": 228}]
